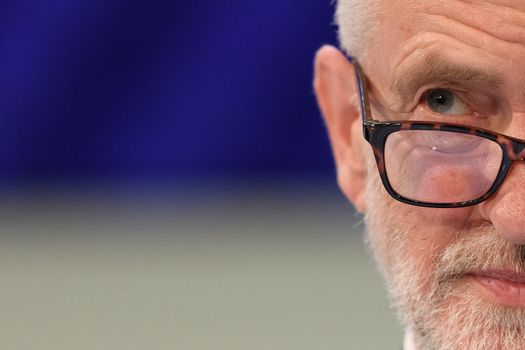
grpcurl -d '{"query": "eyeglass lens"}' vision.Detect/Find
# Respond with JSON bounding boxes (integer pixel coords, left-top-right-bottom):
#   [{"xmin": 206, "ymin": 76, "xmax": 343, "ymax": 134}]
[{"xmin": 384, "ymin": 130, "xmax": 503, "ymax": 204}]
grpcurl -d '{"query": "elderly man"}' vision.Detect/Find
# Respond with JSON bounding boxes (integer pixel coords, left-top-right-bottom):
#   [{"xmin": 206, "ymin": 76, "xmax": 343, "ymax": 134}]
[{"xmin": 314, "ymin": 1, "xmax": 525, "ymax": 349}]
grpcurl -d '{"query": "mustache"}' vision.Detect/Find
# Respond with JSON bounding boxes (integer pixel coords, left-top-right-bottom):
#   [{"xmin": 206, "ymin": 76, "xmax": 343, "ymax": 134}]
[{"xmin": 434, "ymin": 223, "xmax": 525, "ymax": 282}]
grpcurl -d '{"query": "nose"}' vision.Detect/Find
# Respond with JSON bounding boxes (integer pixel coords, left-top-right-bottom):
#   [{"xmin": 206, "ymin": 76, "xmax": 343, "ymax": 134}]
[{"xmin": 479, "ymin": 163, "xmax": 525, "ymax": 245}]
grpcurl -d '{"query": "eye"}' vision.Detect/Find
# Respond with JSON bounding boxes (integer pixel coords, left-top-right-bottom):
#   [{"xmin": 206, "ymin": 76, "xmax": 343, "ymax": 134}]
[{"xmin": 424, "ymin": 89, "xmax": 471, "ymax": 115}]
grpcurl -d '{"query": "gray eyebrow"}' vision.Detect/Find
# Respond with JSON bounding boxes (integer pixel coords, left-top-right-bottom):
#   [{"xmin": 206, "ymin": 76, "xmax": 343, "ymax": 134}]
[{"xmin": 390, "ymin": 56, "xmax": 503, "ymax": 105}]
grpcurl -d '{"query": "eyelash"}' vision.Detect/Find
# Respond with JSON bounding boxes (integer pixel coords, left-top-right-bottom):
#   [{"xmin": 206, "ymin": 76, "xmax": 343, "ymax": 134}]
[{"xmin": 419, "ymin": 88, "xmax": 476, "ymax": 117}]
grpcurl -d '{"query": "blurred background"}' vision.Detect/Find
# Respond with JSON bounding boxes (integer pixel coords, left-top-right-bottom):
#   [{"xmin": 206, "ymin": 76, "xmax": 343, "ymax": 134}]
[{"xmin": 0, "ymin": 1, "xmax": 401, "ymax": 349}]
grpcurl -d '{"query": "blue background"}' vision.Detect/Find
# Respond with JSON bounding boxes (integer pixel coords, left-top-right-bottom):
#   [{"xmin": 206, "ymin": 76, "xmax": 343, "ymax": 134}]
[{"xmin": 0, "ymin": 1, "xmax": 337, "ymax": 182}]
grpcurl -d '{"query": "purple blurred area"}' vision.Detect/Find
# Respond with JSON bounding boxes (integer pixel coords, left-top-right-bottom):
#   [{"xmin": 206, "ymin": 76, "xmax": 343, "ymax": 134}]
[
  {"xmin": 0, "ymin": 4, "xmax": 405, "ymax": 348},
  {"xmin": 0, "ymin": 0, "xmax": 337, "ymax": 182}
]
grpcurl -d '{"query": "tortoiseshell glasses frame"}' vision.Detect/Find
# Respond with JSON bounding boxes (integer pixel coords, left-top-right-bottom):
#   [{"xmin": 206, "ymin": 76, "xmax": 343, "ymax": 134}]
[{"xmin": 353, "ymin": 59, "xmax": 525, "ymax": 208}]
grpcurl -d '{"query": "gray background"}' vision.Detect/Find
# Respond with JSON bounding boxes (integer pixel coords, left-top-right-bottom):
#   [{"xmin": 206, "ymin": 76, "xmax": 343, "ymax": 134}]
[{"xmin": 0, "ymin": 181, "xmax": 401, "ymax": 349}]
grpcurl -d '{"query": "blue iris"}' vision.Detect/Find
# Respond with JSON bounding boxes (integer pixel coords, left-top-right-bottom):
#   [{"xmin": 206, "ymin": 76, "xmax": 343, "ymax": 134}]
[{"xmin": 427, "ymin": 89, "xmax": 455, "ymax": 114}]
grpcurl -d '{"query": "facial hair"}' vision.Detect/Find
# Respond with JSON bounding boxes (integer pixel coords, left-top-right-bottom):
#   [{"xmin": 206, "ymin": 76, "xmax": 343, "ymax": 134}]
[{"xmin": 364, "ymin": 170, "xmax": 525, "ymax": 350}]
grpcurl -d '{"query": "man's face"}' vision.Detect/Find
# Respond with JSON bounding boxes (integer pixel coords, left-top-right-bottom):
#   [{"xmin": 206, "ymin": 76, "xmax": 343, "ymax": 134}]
[{"xmin": 315, "ymin": 1, "xmax": 525, "ymax": 349}]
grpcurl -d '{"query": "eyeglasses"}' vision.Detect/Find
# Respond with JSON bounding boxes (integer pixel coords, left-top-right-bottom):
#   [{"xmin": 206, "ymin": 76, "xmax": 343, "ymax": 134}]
[{"xmin": 354, "ymin": 60, "xmax": 525, "ymax": 208}]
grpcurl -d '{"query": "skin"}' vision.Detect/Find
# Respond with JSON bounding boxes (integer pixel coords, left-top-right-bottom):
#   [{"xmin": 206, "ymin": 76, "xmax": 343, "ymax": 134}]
[{"xmin": 315, "ymin": 0, "xmax": 525, "ymax": 348}]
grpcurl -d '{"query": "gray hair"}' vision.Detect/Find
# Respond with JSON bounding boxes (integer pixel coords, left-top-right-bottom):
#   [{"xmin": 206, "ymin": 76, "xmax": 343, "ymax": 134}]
[{"xmin": 335, "ymin": 0, "xmax": 383, "ymax": 59}]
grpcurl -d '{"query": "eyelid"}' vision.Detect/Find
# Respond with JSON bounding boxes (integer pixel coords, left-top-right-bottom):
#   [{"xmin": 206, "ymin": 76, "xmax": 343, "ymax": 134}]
[
  {"xmin": 421, "ymin": 88, "xmax": 478, "ymax": 117},
  {"xmin": 391, "ymin": 85, "xmax": 464, "ymax": 112},
  {"xmin": 385, "ymin": 84, "xmax": 495, "ymax": 120}
]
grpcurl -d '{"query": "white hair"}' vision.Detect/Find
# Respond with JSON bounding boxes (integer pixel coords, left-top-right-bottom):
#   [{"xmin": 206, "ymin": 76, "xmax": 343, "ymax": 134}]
[{"xmin": 335, "ymin": 0, "xmax": 384, "ymax": 59}]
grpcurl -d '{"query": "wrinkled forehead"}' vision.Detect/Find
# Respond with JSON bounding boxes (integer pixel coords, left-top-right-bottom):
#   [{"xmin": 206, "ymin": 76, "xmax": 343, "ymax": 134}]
[
  {"xmin": 362, "ymin": 0, "xmax": 525, "ymax": 102},
  {"xmin": 365, "ymin": 0, "xmax": 525, "ymax": 73}
]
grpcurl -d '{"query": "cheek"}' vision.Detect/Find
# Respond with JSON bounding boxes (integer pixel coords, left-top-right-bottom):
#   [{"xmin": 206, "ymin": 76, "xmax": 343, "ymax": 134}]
[
  {"xmin": 398, "ymin": 205, "xmax": 475, "ymax": 264},
  {"xmin": 365, "ymin": 175, "xmax": 475, "ymax": 287}
]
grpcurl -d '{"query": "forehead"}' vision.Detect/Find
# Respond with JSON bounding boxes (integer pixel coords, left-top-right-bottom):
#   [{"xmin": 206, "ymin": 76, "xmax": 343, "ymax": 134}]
[
  {"xmin": 366, "ymin": 0, "xmax": 525, "ymax": 71},
  {"xmin": 362, "ymin": 0, "xmax": 525, "ymax": 106}
]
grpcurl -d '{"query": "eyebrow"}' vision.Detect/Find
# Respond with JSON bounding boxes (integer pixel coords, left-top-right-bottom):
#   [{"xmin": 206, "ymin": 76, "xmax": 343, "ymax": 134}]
[{"xmin": 390, "ymin": 55, "xmax": 503, "ymax": 105}]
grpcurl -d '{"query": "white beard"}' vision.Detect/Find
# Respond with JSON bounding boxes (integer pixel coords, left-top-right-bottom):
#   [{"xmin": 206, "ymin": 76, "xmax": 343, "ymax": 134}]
[{"xmin": 364, "ymin": 169, "xmax": 525, "ymax": 350}]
